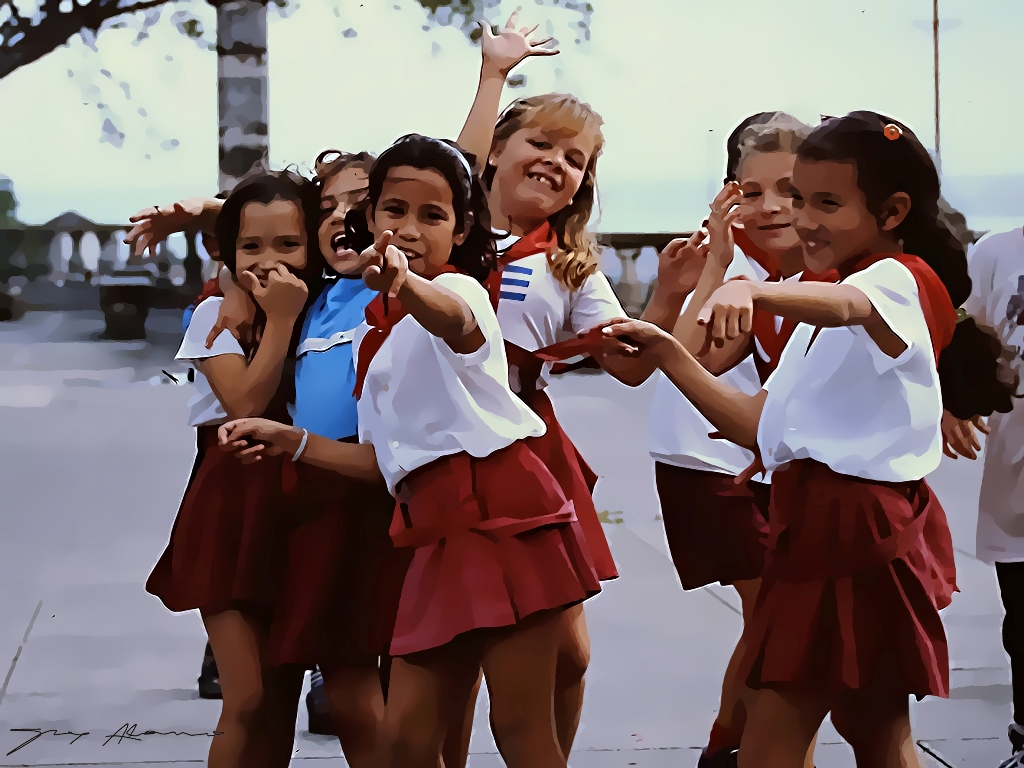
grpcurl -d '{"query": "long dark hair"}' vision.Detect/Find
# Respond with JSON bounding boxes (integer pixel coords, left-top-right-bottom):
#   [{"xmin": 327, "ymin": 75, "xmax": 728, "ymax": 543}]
[
  {"xmin": 798, "ymin": 111, "xmax": 1018, "ymax": 418},
  {"xmin": 367, "ymin": 134, "xmax": 496, "ymax": 283},
  {"xmin": 213, "ymin": 170, "xmax": 326, "ymax": 391}
]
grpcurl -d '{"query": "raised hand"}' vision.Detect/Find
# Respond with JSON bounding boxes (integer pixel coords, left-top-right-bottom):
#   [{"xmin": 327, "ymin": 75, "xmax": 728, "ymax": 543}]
[
  {"xmin": 360, "ymin": 231, "xmax": 409, "ymax": 299},
  {"xmin": 706, "ymin": 182, "xmax": 743, "ymax": 271},
  {"xmin": 125, "ymin": 198, "xmax": 208, "ymax": 258},
  {"xmin": 480, "ymin": 10, "xmax": 559, "ymax": 75},
  {"xmin": 239, "ymin": 265, "xmax": 308, "ymax": 321},
  {"xmin": 696, "ymin": 279, "xmax": 757, "ymax": 356},
  {"xmin": 656, "ymin": 230, "xmax": 710, "ymax": 298}
]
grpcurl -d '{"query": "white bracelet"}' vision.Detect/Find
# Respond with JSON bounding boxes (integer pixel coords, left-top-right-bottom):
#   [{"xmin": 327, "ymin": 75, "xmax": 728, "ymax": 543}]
[{"xmin": 291, "ymin": 429, "xmax": 309, "ymax": 463}]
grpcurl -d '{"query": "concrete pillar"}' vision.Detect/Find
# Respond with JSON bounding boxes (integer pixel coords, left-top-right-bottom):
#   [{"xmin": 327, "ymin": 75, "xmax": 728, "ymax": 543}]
[{"xmin": 210, "ymin": 0, "xmax": 270, "ymax": 195}]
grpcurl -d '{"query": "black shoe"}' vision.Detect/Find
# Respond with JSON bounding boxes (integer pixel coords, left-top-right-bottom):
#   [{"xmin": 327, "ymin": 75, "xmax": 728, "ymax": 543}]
[
  {"xmin": 697, "ymin": 746, "xmax": 738, "ymax": 768},
  {"xmin": 198, "ymin": 643, "xmax": 222, "ymax": 700},
  {"xmin": 306, "ymin": 669, "xmax": 337, "ymax": 737}
]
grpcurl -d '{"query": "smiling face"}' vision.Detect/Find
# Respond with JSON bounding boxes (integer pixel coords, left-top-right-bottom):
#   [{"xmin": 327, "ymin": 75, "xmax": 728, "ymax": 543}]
[
  {"xmin": 790, "ymin": 157, "xmax": 907, "ymax": 274},
  {"xmin": 233, "ymin": 198, "xmax": 308, "ymax": 280},
  {"xmin": 318, "ymin": 165, "xmax": 370, "ymax": 274},
  {"xmin": 733, "ymin": 150, "xmax": 801, "ymax": 253},
  {"xmin": 490, "ymin": 122, "xmax": 596, "ymax": 223},
  {"xmin": 369, "ymin": 165, "xmax": 465, "ymax": 278}
]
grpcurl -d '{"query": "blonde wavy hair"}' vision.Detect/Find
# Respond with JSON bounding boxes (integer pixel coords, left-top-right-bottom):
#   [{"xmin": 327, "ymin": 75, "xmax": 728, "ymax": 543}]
[{"xmin": 486, "ymin": 94, "xmax": 605, "ymax": 292}]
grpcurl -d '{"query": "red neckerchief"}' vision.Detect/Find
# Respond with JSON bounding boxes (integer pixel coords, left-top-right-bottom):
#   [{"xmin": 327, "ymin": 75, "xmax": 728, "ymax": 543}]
[
  {"xmin": 194, "ymin": 278, "xmax": 223, "ymax": 306},
  {"xmin": 485, "ymin": 222, "xmax": 558, "ymax": 309},
  {"xmin": 840, "ymin": 252, "xmax": 956, "ymax": 363},
  {"xmin": 353, "ymin": 265, "xmax": 459, "ymax": 398}
]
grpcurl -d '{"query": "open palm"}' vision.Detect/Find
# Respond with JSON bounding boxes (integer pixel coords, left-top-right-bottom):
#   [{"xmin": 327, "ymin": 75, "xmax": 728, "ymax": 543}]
[{"xmin": 481, "ymin": 11, "xmax": 559, "ymax": 74}]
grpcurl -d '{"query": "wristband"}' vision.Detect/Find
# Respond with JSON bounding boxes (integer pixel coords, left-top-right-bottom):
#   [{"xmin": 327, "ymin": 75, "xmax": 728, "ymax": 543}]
[{"xmin": 291, "ymin": 429, "xmax": 309, "ymax": 463}]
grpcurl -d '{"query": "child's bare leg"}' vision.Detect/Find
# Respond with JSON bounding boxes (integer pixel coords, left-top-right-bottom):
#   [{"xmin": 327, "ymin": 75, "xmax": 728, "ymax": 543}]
[
  {"xmin": 832, "ymin": 689, "xmax": 920, "ymax": 768},
  {"xmin": 202, "ymin": 609, "xmax": 271, "ymax": 768},
  {"xmin": 554, "ymin": 603, "xmax": 590, "ymax": 758},
  {"xmin": 440, "ymin": 666, "xmax": 482, "ymax": 768},
  {"xmin": 382, "ymin": 643, "xmax": 482, "ymax": 768},
  {"xmin": 482, "ymin": 609, "xmax": 567, "ymax": 768},
  {"xmin": 321, "ymin": 655, "xmax": 386, "ymax": 768},
  {"xmin": 738, "ymin": 686, "xmax": 828, "ymax": 768},
  {"xmin": 706, "ymin": 577, "xmax": 760, "ymax": 753}
]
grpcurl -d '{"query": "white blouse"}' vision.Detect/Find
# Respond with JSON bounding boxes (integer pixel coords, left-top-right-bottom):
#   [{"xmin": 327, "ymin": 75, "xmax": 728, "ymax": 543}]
[
  {"xmin": 757, "ymin": 259, "xmax": 944, "ymax": 483},
  {"xmin": 176, "ymin": 297, "xmax": 245, "ymax": 427},
  {"xmin": 355, "ymin": 273, "xmax": 546, "ymax": 493},
  {"xmin": 647, "ymin": 245, "xmax": 769, "ymax": 478},
  {"xmin": 494, "ymin": 243, "xmax": 625, "ymax": 392},
  {"xmin": 964, "ymin": 230, "xmax": 1024, "ymax": 563}
]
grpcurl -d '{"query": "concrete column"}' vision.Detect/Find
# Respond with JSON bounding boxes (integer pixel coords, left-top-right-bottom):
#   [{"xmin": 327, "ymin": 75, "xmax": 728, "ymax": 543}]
[{"xmin": 209, "ymin": 0, "xmax": 270, "ymax": 194}]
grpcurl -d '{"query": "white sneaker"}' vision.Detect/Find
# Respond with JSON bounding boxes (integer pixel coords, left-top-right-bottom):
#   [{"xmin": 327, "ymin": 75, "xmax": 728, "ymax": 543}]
[{"xmin": 998, "ymin": 724, "xmax": 1024, "ymax": 768}]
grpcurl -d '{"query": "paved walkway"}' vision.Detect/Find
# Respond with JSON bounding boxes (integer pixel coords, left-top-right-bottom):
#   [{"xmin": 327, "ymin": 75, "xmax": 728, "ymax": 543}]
[{"xmin": 0, "ymin": 311, "xmax": 1013, "ymax": 766}]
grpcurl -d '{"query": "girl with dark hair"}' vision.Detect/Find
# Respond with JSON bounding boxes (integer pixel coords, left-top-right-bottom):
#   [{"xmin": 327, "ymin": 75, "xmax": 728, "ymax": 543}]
[
  {"xmin": 639, "ymin": 112, "xmax": 823, "ymax": 768},
  {"xmin": 598, "ymin": 111, "xmax": 1018, "ymax": 766},
  {"xmin": 146, "ymin": 170, "xmax": 331, "ymax": 768},
  {"xmin": 220, "ymin": 134, "xmax": 605, "ymax": 768}
]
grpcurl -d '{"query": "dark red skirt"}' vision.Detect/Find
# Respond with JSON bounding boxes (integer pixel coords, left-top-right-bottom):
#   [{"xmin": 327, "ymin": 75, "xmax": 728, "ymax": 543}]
[
  {"xmin": 388, "ymin": 442, "xmax": 602, "ymax": 657},
  {"xmin": 521, "ymin": 389, "xmax": 618, "ymax": 581},
  {"xmin": 741, "ymin": 459, "xmax": 957, "ymax": 699},
  {"xmin": 655, "ymin": 463, "xmax": 770, "ymax": 589},
  {"xmin": 146, "ymin": 428, "xmax": 395, "ymax": 667}
]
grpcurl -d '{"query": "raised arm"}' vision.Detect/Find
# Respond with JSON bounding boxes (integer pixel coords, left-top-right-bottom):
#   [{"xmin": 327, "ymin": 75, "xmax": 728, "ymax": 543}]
[
  {"xmin": 457, "ymin": 12, "xmax": 559, "ymax": 164},
  {"xmin": 125, "ymin": 197, "xmax": 224, "ymax": 258},
  {"xmin": 699, "ymin": 279, "xmax": 907, "ymax": 359},
  {"xmin": 219, "ymin": 419, "xmax": 384, "ymax": 486}
]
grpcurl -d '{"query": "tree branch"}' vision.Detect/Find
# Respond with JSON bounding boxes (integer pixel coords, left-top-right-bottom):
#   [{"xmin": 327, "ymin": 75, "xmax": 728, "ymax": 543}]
[{"xmin": 0, "ymin": 0, "xmax": 174, "ymax": 80}]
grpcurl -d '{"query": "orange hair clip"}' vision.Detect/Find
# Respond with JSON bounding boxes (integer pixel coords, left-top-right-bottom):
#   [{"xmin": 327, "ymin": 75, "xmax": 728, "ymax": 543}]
[{"xmin": 883, "ymin": 123, "xmax": 903, "ymax": 140}]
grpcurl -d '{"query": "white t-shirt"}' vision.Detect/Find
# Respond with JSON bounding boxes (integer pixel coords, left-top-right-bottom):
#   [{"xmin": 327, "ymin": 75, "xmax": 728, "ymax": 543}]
[
  {"xmin": 758, "ymin": 259, "xmax": 944, "ymax": 483},
  {"xmin": 647, "ymin": 246, "xmax": 771, "ymax": 479},
  {"xmin": 355, "ymin": 273, "xmax": 547, "ymax": 493},
  {"xmin": 966, "ymin": 230, "xmax": 1024, "ymax": 563},
  {"xmin": 176, "ymin": 297, "xmax": 246, "ymax": 427},
  {"xmin": 494, "ymin": 237, "xmax": 625, "ymax": 392}
]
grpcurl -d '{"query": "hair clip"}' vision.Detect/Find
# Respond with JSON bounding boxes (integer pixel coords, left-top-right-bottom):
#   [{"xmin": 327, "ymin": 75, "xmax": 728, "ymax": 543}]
[
  {"xmin": 956, "ymin": 307, "xmax": 970, "ymax": 324},
  {"xmin": 883, "ymin": 123, "xmax": 903, "ymax": 140}
]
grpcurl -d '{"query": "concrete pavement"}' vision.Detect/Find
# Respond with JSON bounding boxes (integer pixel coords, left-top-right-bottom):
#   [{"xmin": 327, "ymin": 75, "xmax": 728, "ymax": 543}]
[{"xmin": 0, "ymin": 310, "xmax": 1014, "ymax": 766}]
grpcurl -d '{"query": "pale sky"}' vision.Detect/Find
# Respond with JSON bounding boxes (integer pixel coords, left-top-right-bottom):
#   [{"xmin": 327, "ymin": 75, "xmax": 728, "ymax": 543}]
[{"xmin": 4, "ymin": 0, "xmax": 1024, "ymax": 234}]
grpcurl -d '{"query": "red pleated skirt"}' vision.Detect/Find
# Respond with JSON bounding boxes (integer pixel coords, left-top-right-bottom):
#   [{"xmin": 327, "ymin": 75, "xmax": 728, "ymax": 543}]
[
  {"xmin": 146, "ymin": 428, "xmax": 395, "ymax": 667},
  {"xmin": 655, "ymin": 462, "xmax": 771, "ymax": 589},
  {"xmin": 520, "ymin": 389, "xmax": 618, "ymax": 581},
  {"xmin": 388, "ymin": 441, "xmax": 602, "ymax": 657},
  {"xmin": 741, "ymin": 459, "xmax": 957, "ymax": 699}
]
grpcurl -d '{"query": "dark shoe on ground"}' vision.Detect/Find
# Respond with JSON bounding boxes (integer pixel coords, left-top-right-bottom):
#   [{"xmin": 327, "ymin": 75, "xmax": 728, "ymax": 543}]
[
  {"xmin": 306, "ymin": 669, "xmax": 337, "ymax": 737},
  {"xmin": 197, "ymin": 643, "xmax": 221, "ymax": 700}
]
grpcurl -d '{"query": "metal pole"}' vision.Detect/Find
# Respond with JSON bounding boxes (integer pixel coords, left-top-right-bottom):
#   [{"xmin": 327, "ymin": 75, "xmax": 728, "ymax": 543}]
[{"xmin": 933, "ymin": 0, "xmax": 941, "ymax": 172}]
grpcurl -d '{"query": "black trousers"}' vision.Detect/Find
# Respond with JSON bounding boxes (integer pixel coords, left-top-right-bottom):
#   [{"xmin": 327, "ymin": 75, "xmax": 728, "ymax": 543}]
[{"xmin": 997, "ymin": 561, "xmax": 1024, "ymax": 726}]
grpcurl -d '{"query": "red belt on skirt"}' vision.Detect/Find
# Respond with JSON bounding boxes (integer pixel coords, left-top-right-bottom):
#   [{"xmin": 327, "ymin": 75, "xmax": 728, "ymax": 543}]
[
  {"xmin": 741, "ymin": 459, "xmax": 957, "ymax": 699},
  {"xmin": 387, "ymin": 441, "xmax": 602, "ymax": 657}
]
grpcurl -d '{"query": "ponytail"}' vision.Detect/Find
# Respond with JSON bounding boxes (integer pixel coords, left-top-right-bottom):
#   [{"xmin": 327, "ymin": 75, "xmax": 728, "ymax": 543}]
[{"xmin": 801, "ymin": 112, "xmax": 1018, "ymax": 418}]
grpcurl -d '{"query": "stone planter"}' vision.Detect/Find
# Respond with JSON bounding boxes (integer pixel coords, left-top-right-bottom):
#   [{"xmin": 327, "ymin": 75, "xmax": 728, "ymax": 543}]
[{"xmin": 98, "ymin": 278, "xmax": 154, "ymax": 340}]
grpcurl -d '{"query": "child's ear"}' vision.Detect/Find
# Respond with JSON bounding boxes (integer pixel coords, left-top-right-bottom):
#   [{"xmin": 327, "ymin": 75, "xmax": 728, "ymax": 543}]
[
  {"xmin": 879, "ymin": 192, "xmax": 912, "ymax": 231},
  {"xmin": 453, "ymin": 229, "xmax": 469, "ymax": 247}
]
